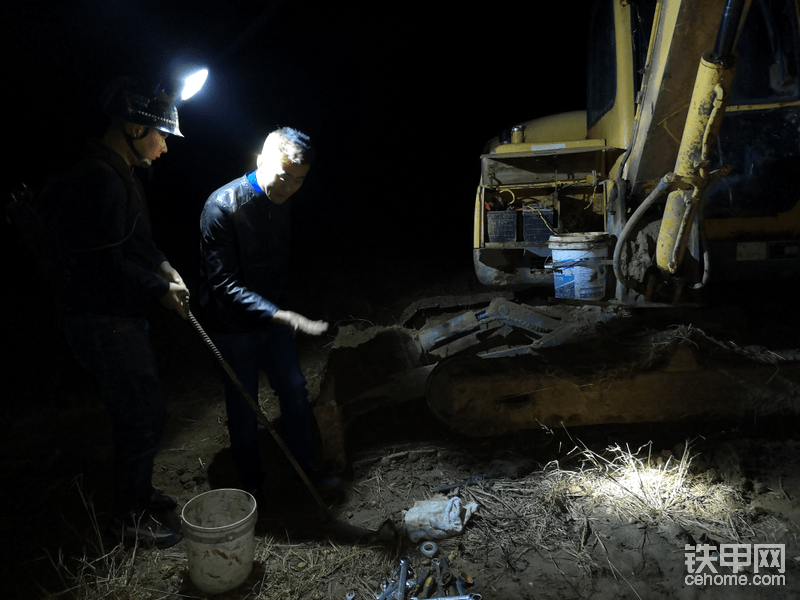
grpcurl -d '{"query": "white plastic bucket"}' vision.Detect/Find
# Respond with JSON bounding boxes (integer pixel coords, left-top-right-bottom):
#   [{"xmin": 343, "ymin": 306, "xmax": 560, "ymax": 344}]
[
  {"xmin": 181, "ymin": 489, "xmax": 258, "ymax": 594},
  {"xmin": 547, "ymin": 233, "xmax": 610, "ymax": 300}
]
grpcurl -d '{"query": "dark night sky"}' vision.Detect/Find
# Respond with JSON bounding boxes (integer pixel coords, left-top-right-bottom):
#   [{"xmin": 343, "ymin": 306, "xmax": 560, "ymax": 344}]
[{"xmin": 5, "ymin": 0, "xmax": 591, "ymax": 301}]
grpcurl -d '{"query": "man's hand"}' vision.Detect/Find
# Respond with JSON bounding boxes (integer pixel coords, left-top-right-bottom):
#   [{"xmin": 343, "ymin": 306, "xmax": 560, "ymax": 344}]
[
  {"xmin": 157, "ymin": 261, "xmax": 190, "ymax": 319},
  {"xmin": 157, "ymin": 261, "xmax": 184, "ymax": 286},
  {"xmin": 159, "ymin": 282, "xmax": 190, "ymax": 319},
  {"xmin": 273, "ymin": 310, "xmax": 329, "ymax": 336}
]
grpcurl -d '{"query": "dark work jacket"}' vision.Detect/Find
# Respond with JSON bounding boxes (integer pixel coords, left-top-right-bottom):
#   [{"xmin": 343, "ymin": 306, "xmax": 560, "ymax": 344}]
[
  {"xmin": 33, "ymin": 142, "xmax": 169, "ymax": 317},
  {"xmin": 198, "ymin": 172, "xmax": 291, "ymax": 334}
]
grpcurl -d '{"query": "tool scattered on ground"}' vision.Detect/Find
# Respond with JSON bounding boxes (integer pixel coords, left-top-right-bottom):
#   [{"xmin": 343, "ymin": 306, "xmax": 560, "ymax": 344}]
[
  {"xmin": 418, "ymin": 573, "xmax": 435, "ymax": 599},
  {"xmin": 370, "ymin": 546, "xmax": 478, "ymax": 600},
  {"xmin": 409, "ymin": 567, "xmax": 429, "ymax": 597},
  {"xmin": 455, "ymin": 573, "xmax": 473, "ymax": 595},
  {"xmin": 436, "ymin": 556, "xmax": 453, "ymax": 592},
  {"xmin": 395, "ymin": 558, "xmax": 409, "ymax": 600},
  {"xmin": 411, "ymin": 595, "xmax": 481, "ymax": 600},
  {"xmin": 432, "ymin": 474, "xmax": 488, "ymax": 492},
  {"xmin": 420, "ymin": 541, "xmax": 438, "ymax": 558}
]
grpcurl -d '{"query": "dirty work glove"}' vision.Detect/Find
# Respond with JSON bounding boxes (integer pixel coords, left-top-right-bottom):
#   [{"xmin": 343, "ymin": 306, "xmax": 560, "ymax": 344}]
[{"xmin": 273, "ymin": 310, "xmax": 329, "ymax": 336}]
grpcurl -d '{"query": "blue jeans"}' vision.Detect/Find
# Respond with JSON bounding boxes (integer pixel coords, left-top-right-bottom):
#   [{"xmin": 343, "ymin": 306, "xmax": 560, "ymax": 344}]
[
  {"xmin": 62, "ymin": 315, "xmax": 165, "ymax": 518},
  {"xmin": 211, "ymin": 325, "xmax": 315, "ymax": 491}
]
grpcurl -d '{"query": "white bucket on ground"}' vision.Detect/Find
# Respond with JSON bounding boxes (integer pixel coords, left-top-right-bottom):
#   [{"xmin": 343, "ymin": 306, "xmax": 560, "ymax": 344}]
[
  {"xmin": 547, "ymin": 233, "xmax": 610, "ymax": 300},
  {"xmin": 181, "ymin": 488, "xmax": 258, "ymax": 594}
]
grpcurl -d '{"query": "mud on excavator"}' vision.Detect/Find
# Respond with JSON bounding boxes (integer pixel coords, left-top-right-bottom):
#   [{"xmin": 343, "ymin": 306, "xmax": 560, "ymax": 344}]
[{"xmin": 314, "ymin": 0, "xmax": 800, "ymax": 469}]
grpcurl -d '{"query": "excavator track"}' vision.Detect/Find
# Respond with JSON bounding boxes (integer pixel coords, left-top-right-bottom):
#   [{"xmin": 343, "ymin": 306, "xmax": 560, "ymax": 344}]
[{"xmin": 425, "ymin": 325, "xmax": 800, "ymax": 437}]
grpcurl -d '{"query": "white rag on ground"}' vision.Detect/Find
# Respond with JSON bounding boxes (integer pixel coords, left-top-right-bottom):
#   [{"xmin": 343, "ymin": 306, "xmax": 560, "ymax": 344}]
[{"xmin": 403, "ymin": 496, "xmax": 479, "ymax": 543}]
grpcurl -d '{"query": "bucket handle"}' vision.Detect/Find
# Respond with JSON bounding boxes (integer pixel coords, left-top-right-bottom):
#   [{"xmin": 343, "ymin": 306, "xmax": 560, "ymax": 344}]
[
  {"xmin": 545, "ymin": 255, "xmax": 612, "ymax": 271},
  {"xmin": 548, "ymin": 256, "xmax": 590, "ymax": 271}
]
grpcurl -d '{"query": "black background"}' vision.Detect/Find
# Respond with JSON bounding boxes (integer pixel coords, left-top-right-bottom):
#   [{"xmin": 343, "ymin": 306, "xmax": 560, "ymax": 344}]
[{"xmin": 5, "ymin": 0, "xmax": 591, "ymax": 306}]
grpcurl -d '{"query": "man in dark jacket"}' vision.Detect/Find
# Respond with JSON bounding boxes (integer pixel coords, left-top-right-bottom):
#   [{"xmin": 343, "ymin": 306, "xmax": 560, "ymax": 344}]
[
  {"xmin": 24, "ymin": 78, "xmax": 190, "ymax": 548},
  {"xmin": 198, "ymin": 127, "xmax": 338, "ymax": 499}
]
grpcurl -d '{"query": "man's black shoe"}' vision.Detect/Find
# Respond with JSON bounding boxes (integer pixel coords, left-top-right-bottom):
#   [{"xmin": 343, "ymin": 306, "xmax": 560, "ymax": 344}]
[
  {"xmin": 146, "ymin": 489, "xmax": 178, "ymax": 511},
  {"xmin": 291, "ymin": 467, "xmax": 342, "ymax": 491},
  {"xmin": 312, "ymin": 471, "xmax": 343, "ymax": 491}
]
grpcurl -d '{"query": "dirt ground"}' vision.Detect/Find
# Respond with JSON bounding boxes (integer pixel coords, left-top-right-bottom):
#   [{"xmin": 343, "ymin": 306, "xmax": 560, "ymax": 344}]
[{"xmin": 3, "ymin": 264, "xmax": 800, "ymax": 600}]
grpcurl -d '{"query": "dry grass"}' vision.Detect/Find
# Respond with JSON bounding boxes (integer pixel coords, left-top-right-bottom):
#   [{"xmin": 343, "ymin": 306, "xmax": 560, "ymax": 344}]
[
  {"xmin": 40, "ymin": 474, "xmax": 396, "ymax": 600},
  {"xmin": 41, "ymin": 439, "xmax": 798, "ymax": 599},
  {"xmin": 249, "ymin": 536, "xmax": 395, "ymax": 600},
  {"xmin": 43, "ymin": 525, "xmax": 396, "ymax": 600},
  {"xmin": 41, "ymin": 482, "xmax": 185, "ymax": 599},
  {"xmin": 453, "ymin": 437, "xmax": 795, "ymax": 592},
  {"xmin": 566, "ymin": 440, "xmax": 744, "ymax": 539}
]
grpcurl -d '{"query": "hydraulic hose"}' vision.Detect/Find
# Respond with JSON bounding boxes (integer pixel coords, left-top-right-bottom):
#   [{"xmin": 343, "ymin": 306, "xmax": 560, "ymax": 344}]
[
  {"xmin": 686, "ymin": 85, "xmax": 727, "ymax": 290},
  {"xmin": 612, "ymin": 173, "xmax": 676, "ymax": 288},
  {"xmin": 186, "ymin": 306, "xmax": 329, "ymax": 514}
]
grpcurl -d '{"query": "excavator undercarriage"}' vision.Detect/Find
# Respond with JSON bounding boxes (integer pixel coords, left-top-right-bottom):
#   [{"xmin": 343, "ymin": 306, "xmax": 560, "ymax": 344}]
[{"xmin": 314, "ymin": 294, "xmax": 800, "ymax": 469}]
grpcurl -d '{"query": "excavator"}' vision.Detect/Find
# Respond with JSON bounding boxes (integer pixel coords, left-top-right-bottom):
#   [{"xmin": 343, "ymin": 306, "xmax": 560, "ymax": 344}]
[{"xmin": 314, "ymin": 0, "xmax": 800, "ymax": 468}]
